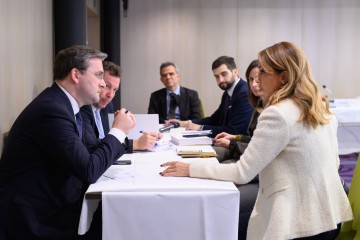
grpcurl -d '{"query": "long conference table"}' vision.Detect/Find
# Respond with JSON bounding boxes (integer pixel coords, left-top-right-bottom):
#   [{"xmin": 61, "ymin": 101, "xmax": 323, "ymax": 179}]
[{"xmin": 78, "ymin": 146, "xmax": 240, "ymax": 240}]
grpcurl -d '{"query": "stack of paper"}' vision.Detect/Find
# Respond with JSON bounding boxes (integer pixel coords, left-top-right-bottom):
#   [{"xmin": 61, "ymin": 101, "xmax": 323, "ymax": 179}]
[
  {"xmin": 171, "ymin": 134, "xmax": 213, "ymax": 146},
  {"xmin": 176, "ymin": 145, "xmax": 217, "ymax": 158}
]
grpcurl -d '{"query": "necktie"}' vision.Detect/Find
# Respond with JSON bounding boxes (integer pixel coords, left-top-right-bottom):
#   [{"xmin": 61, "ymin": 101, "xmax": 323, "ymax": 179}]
[
  {"xmin": 222, "ymin": 93, "xmax": 231, "ymax": 125},
  {"xmin": 75, "ymin": 112, "xmax": 83, "ymax": 140},
  {"xmin": 168, "ymin": 93, "xmax": 177, "ymax": 120},
  {"xmin": 94, "ymin": 109, "xmax": 105, "ymax": 139}
]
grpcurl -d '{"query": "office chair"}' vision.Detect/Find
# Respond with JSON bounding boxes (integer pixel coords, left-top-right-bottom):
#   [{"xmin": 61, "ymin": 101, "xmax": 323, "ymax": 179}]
[
  {"xmin": 1, "ymin": 131, "xmax": 9, "ymax": 155},
  {"xmin": 199, "ymin": 98, "xmax": 205, "ymax": 118},
  {"xmin": 337, "ymin": 154, "xmax": 360, "ymax": 240}
]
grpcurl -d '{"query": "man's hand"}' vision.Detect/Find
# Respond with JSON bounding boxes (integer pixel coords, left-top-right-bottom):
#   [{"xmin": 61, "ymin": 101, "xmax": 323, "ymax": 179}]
[
  {"xmin": 164, "ymin": 119, "xmax": 184, "ymax": 127},
  {"xmin": 133, "ymin": 132, "xmax": 163, "ymax": 150},
  {"xmin": 112, "ymin": 108, "xmax": 136, "ymax": 134},
  {"xmin": 185, "ymin": 121, "xmax": 201, "ymax": 131}
]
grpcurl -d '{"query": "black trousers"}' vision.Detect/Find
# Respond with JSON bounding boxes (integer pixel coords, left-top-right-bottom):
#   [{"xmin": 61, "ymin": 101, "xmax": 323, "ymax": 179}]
[
  {"xmin": 236, "ymin": 182, "xmax": 259, "ymax": 240},
  {"xmin": 292, "ymin": 224, "xmax": 341, "ymax": 240}
]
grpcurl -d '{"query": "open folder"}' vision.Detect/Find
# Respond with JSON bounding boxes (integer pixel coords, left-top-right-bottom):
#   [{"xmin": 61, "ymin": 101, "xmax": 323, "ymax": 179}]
[{"xmin": 176, "ymin": 145, "xmax": 217, "ymax": 158}]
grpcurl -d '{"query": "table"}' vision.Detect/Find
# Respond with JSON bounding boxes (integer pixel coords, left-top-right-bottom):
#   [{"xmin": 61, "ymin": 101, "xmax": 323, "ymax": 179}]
[
  {"xmin": 78, "ymin": 150, "xmax": 239, "ymax": 240},
  {"xmin": 331, "ymin": 99, "xmax": 360, "ymax": 155}
]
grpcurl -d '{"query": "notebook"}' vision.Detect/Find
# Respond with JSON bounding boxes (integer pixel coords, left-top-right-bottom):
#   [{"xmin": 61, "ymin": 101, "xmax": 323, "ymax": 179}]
[
  {"xmin": 108, "ymin": 114, "xmax": 159, "ymax": 139},
  {"xmin": 176, "ymin": 145, "xmax": 217, "ymax": 158}
]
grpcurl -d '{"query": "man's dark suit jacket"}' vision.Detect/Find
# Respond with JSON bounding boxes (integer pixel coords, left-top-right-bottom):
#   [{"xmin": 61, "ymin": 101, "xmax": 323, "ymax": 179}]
[
  {"xmin": 81, "ymin": 103, "xmax": 134, "ymax": 153},
  {"xmin": 0, "ymin": 83, "xmax": 125, "ymax": 239},
  {"xmin": 192, "ymin": 79, "xmax": 253, "ymax": 137},
  {"xmin": 148, "ymin": 86, "xmax": 201, "ymax": 123}
]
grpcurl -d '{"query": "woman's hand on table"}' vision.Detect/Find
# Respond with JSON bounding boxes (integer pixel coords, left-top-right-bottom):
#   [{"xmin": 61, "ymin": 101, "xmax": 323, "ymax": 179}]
[
  {"xmin": 160, "ymin": 161, "xmax": 190, "ymax": 177},
  {"xmin": 213, "ymin": 138, "xmax": 231, "ymax": 148}
]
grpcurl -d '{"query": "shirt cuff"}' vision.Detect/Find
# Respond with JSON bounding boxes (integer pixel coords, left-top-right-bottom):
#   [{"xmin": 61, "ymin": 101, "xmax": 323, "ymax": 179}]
[{"xmin": 109, "ymin": 128, "xmax": 126, "ymax": 143}]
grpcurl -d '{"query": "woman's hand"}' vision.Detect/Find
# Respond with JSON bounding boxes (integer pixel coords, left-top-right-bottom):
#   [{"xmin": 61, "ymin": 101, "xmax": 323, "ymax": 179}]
[
  {"xmin": 160, "ymin": 161, "xmax": 190, "ymax": 177},
  {"xmin": 214, "ymin": 138, "xmax": 231, "ymax": 149},
  {"xmin": 215, "ymin": 132, "xmax": 236, "ymax": 141}
]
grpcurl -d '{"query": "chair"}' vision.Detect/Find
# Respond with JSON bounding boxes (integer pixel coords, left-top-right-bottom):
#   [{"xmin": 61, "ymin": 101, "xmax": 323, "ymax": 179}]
[
  {"xmin": 199, "ymin": 98, "xmax": 205, "ymax": 118},
  {"xmin": 1, "ymin": 131, "xmax": 9, "ymax": 155},
  {"xmin": 337, "ymin": 154, "xmax": 360, "ymax": 239}
]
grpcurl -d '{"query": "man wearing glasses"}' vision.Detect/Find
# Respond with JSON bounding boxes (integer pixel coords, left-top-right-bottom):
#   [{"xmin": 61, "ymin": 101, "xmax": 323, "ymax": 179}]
[{"xmin": 0, "ymin": 45, "xmax": 135, "ymax": 239}]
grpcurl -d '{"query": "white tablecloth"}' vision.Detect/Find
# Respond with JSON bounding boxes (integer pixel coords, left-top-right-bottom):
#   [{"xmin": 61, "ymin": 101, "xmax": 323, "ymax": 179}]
[
  {"xmin": 78, "ymin": 150, "xmax": 239, "ymax": 240},
  {"xmin": 331, "ymin": 99, "xmax": 360, "ymax": 154}
]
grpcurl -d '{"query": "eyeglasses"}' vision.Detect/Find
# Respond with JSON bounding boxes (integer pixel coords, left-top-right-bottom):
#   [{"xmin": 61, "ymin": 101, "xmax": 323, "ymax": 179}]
[{"xmin": 85, "ymin": 70, "xmax": 104, "ymax": 80}]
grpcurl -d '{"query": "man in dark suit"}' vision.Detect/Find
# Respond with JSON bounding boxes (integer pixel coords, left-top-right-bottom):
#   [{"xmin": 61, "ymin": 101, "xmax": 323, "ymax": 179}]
[
  {"xmin": 82, "ymin": 61, "xmax": 160, "ymax": 152},
  {"xmin": 148, "ymin": 62, "xmax": 201, "ymax": 123},
  {"xmin": 0, "ymin": 46, "xmax": 135, "ymax": 239},
  {"xmin": 166, "ymin": 56, "xmax": 253, "ymax": 137}
]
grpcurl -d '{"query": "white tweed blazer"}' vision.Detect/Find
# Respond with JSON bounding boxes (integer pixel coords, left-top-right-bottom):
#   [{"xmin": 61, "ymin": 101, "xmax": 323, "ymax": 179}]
[{"xmin": 190, "ymin": 99, "xmax": 353, "ymax": 239}]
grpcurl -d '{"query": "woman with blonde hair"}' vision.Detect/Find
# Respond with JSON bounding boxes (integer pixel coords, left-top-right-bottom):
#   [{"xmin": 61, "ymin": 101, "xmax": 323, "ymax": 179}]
[{"xmin": 161, "ymin": 42, "xmax": 353, "ymax": 239}]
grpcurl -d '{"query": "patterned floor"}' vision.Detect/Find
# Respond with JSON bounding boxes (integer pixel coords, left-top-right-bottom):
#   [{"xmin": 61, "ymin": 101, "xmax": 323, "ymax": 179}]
[{"xmin": 339, "ymin": 153, "xmax": 359, "ymax": 185}]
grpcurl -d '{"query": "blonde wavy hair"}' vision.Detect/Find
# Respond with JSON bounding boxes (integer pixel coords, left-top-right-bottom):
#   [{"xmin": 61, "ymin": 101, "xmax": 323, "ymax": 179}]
[{"xmin": 258, "ymin": 41, "xmax": 331, "ymax": 128}]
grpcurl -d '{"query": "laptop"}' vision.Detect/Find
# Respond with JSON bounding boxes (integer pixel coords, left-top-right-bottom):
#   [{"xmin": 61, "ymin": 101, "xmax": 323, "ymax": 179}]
[{"xmin": 108, "ymin": 114, "xmax": 159, "ymax": 139}]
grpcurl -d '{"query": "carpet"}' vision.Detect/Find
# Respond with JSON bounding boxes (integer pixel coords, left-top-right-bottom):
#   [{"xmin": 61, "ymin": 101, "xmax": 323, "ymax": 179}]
[{"xmin": 339, "ymin": 153, "xmax": 359, "ymax": 185}]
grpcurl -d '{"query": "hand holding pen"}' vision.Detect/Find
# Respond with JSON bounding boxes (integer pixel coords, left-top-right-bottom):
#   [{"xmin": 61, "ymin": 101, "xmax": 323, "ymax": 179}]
[{"xmin": 113, "ymin": 108, "xmax": 136, "ymax": 134}]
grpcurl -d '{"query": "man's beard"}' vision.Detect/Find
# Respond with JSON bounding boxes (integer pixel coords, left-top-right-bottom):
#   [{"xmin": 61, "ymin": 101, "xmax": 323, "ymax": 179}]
[{"xmin": 218, "ymin": 75, "xmax": 236, "ymax": 90}]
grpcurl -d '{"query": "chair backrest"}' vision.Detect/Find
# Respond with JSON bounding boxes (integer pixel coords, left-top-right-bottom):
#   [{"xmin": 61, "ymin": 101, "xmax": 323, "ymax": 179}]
[
  {"xmin": 199, "ymin": 98, "xmax": 205, "ymax": 118},
  {"xmin": 1, "ymin": 131, "xmax": 9, "ymax": 155},
  {"xmin": 337, "ymin": 154, "xmax": 360, "ymax": 239}
]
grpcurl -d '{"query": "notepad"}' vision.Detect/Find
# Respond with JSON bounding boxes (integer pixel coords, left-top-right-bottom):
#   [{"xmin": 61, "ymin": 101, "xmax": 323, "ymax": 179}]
[
  {"xmin": 176, "ymin": 145, "xmax": 217, "ymax": 158},
  {"xmin": 108, "ymin": 114, "xmax": 159, "ymax": 139}
]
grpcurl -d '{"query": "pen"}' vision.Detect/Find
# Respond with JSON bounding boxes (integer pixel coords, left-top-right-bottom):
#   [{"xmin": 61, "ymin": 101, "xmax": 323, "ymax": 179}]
[
  {"xmin": 182, "ymin": 134, "xmax": 210, "ymax": 138},
  {"xmin": 179, "ymin": 150, "xmax": 203, "ymax": 153},
  {"xmin": 125, "ymin": 109, "xmax": 129, "ymax": 113}
]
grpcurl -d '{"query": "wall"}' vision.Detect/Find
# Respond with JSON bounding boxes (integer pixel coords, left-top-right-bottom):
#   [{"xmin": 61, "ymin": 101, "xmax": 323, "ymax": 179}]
[
  {"xmin": 120, "ymin": 0, "xmax": 360, "ymax": 115},
  {"xmin": 1, "ymin": 0, "xmax": 360, "ymax": 150},
  {"xmin": 0, "ymin": 0, "xmax": 53, "ymax": 151}
]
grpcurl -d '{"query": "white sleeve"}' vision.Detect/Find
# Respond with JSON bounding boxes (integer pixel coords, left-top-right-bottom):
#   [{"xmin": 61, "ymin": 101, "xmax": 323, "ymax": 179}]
[{"xmin": 190, "ymin": 105, "xmax": 291, "ymax": 184}]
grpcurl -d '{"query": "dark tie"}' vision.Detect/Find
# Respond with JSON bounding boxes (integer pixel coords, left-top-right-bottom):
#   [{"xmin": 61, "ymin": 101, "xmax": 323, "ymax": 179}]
[
  {"xmin": 75, "ymin": 112, "xmax": 83, "ymax": 140},
  {"xmin": 168, "ymin": 93, "xmax": 178, "ymax": 119},
  {"xmin": 222, "ymin": 93, "xmax": 231, "ymax": 125}
]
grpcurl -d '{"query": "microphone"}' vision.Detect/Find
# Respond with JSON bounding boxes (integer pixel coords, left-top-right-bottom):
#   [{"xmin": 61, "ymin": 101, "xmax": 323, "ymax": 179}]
[
  {"xmin": 322, "ymin": 85, "xmax": 335, "ymax": 107},
  {"xmin": 159, "ymin": 122, "xmax": 180, "ymax": 133},
  {"xmin": 322, "ymin": 85, "xmax": 332, "ymax": 96}
]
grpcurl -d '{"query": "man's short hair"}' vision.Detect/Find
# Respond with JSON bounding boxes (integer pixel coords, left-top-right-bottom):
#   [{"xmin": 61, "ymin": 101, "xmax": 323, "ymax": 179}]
[
  {"xmin": 159, "ymin": 61, "xmax": 180, "ymax": 74},
  {"xmin": 103, "ymin": 61, "xmax": 122, "ymax": 78},
  {"xmin": 53, "ymin": 45, "xmax": 107, "ymax": 80},
  {"xmin": 212, "ymin": 56, "xmax": 237, "ymax": 71}
]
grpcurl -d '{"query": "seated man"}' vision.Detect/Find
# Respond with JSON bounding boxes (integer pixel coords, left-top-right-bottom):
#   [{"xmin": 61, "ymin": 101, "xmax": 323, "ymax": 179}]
[
  {"xmin": 0, "ymin": 45, "xmax": 135, "ymax": 239},
  {"xmin": 82, "ymin": 61, "xmax": 161, "ymax": 152},
  {"xmin": 166, "ymin": 56, "xmax": 253, "ymax": 137},
  {"xmin": 148, "ymin": 61, "xmax": 201, "ymax": 123}
]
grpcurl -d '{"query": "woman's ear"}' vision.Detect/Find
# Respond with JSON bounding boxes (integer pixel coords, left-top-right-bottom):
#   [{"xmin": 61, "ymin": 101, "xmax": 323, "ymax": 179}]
[{"xmin": 281, "ymin": 71, "xmax": 288, "ymax": 85}]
